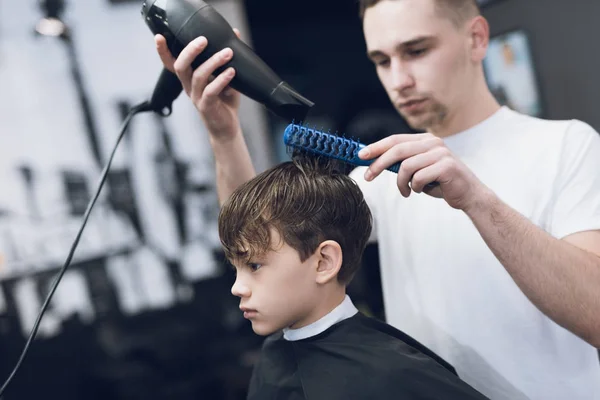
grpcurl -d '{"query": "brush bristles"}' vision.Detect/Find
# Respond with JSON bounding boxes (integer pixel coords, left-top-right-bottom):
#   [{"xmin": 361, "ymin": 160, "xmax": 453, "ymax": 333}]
[{"xmin": 284, "ymin": 124, "xmax": 360, "ymax": 163}]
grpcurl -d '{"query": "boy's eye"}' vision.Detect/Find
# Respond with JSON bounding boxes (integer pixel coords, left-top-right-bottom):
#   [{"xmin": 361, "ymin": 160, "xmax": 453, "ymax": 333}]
[{"xmin": 248, "ymin": 263, "xmax": 262, "ymax": 272}]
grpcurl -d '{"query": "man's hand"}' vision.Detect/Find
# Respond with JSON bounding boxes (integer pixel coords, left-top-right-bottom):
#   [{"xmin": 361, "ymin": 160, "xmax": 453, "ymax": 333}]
[
  {"xmin": 154, "ymin": 29, "xmax": 243, "ymax": 140},
  {"xmin": 358, "ymin": 133, "xmax": 489, "ymax": 211}
]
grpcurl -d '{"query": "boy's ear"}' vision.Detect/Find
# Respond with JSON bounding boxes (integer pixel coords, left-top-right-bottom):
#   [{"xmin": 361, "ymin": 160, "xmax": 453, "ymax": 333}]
[{"xmin": 315, "ymin": 240, "xmax": 343, "ymax": 285}]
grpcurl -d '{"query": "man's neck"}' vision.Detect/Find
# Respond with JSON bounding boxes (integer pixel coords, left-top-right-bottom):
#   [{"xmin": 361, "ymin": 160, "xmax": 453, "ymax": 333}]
[{"xmin": 431, "ymin": 85, "xmax": 501, "ymax": 139}]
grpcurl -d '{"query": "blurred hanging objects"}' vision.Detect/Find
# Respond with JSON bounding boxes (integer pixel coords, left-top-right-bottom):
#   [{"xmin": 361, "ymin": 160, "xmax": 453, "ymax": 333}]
[{"xmin": 35, "ymin": 0, "xmax": 68, "ymax": 37}]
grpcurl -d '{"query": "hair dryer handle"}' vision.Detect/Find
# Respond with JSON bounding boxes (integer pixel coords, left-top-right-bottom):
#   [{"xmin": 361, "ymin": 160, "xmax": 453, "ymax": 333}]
[{"xmin": 149, "ymin": 68, "xmax": 183, "ymax": 115}]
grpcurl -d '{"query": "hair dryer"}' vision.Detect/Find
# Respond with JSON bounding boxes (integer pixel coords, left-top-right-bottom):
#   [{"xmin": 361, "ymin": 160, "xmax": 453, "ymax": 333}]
[{"xmin": 141, "ymin": 0, "xmax": 314, "ymax": 121}]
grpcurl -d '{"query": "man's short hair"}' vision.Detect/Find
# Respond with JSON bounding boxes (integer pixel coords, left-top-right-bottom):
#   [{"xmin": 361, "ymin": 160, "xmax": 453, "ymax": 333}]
[
  {"xmin": 358, "ymin": 0, "xmax": 481, "ymax": 27},
  {"xmin": 218, "ymin": 155, "xmax": 372, "ymax": 285}
]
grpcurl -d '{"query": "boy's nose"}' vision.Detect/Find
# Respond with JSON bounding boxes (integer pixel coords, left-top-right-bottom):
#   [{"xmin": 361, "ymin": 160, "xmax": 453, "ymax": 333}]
[{"xmin": 231, "ymin": 277, "xmax": 251, "ymax": 298}]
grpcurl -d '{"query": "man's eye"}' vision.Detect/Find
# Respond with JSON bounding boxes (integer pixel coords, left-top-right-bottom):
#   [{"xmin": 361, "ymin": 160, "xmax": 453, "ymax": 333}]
[
  {"xmin": 375, "ymin": 59, "xmax": 390, "ymax": 67},
  {"xmin": 407, "ymin": 48, "xmax": 428, "ymax": 57}
]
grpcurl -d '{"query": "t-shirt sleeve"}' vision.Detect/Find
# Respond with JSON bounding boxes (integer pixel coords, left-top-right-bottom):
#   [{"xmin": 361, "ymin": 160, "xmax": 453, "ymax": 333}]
[
  {"xmin": 349, "ymin": 166, "xmax": 378, "ymax": 243},
  {"xmin": 549, "ymin": 120, "xmax": 600, "ymax": 239}
]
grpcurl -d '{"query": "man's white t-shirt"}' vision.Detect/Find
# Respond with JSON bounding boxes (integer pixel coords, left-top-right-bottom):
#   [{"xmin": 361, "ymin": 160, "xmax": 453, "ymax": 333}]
[{"xmin": 350, "ymin": 106, "xmax": 600, "ymax": 400}]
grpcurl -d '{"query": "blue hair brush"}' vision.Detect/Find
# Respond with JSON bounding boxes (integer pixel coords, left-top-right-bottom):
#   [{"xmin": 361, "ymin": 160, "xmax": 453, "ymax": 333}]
[
  {"xmin": 283, "ymin": 123, "xmax": 401, "ymax": 173},
  {"xmin": 283, "ymin": 123, "xmax": 439, "ymax": 188}
]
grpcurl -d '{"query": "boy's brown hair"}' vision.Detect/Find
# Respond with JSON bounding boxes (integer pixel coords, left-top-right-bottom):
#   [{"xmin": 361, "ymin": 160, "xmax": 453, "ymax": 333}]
[{"xmin": 218, "ymin": 156, "xmax": 372, "ymax": 285}]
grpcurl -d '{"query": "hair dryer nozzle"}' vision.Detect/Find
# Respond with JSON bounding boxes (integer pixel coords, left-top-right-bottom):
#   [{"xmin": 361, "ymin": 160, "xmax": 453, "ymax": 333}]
[{"xmin": 268, "ymin": 82, "xmax": 314, "ymax": 122}]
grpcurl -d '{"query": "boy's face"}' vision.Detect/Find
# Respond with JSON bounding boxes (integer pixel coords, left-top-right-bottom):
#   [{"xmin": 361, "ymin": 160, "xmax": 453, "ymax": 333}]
[{"xmin": 230, "ymin": 229, "xmax": 323, "ymax": 336}]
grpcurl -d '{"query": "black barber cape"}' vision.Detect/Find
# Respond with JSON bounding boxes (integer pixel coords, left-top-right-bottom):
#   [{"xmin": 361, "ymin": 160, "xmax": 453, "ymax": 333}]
[{"xmin": 247, "ymin": 312, "xmax": 489, "ymax": 400}]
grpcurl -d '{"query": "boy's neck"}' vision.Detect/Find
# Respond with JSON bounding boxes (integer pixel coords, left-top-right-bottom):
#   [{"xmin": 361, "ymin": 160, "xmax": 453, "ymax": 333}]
[
  {"xmin": 288, "ymin": 287, "xmax": 347, "ymax": 330},
  {"xmin": 284, "ymin": 291, "xmax": 357, "ymax": 341}
]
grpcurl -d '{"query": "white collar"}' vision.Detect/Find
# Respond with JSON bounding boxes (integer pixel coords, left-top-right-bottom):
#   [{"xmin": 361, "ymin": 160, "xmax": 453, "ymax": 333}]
[{"xmin": 283, "ymin": 295, "xmax": 358, "ymax": 341}]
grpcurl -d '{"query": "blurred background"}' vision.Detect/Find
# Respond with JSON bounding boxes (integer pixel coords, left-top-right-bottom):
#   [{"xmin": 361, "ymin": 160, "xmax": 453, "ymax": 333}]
[{"xmin": 0, "ymin": 0, "xmax": 599, "ymax": 398}]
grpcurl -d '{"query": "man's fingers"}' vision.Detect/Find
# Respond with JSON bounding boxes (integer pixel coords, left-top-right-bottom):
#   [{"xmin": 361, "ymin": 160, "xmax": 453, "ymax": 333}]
[
  {"xmin": 395, "ymin": 149, "xmax": 441, "ymax": 197},
  {"xmin": 173, "ymin": 36, "xmax": 208, "ymax": 93},
  {"xmin": 155, "ymin": 34, "xmax": 176, "ymax": 72},
  {"xmin": 200, "ymin": 67, "xmax": 236, "ymax": 107},
  {"xmin": 233, "ymin": 28, "xmax": 242, "ymax": 39},
  {"xmin": 358, "ymin": 133, "xmax": 429, "ymax": 160},
  {"xmin": 222, "ymin": 86, "xmax": 238, "ymax": 97},
  {"xmin": 364, "ymin": 136, "xmax": 443, "ymax": 181},
  {"xmin": 410, "ymin": 162, "xmax": 445, "ymax": 198},
  {"xmin": 190, "ymin": 47, "xmax": 234, "ymax": 95}
]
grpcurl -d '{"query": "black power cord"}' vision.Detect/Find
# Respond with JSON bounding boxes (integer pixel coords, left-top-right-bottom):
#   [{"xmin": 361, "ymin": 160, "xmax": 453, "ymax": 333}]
[{"xmin": 0, "ymin": 100, "xmax": 153, "ymax": 398}]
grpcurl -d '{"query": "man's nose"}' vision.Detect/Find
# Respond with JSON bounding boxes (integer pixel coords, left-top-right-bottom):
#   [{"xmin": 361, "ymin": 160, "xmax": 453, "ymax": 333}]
[{"xmin": 391, "ymin": 59, "xmax": 415, "ymax": 92}]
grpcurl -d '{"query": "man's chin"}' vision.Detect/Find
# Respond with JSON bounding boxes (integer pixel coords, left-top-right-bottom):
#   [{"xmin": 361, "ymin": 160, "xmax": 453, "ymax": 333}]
[
  {"xmin": 403, "ymin": 116, "xmax": 430, "ymax": 131},
  {"xmin": 400, "ymin": 105, "xmax": 447, "ymax": 132},
  {"xmin": 400, "ymin": 111, "xmax": 437, "ymax": 132}
]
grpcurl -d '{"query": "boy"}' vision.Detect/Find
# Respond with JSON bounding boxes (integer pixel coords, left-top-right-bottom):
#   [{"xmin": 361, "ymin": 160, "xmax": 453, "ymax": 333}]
[{"xmin": 218, "ymin": 155, "xmax": 488, "ymax": 399}]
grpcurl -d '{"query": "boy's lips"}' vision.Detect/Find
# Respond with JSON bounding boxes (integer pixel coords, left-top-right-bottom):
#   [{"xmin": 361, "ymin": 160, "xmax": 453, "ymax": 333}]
[{"xmin": 240, "ymin": 306, "xmax": 258, "ymax": 319}]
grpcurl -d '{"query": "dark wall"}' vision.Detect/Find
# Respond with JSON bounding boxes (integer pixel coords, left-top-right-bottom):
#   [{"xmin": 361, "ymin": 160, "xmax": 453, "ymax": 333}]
[{"xmin": 484, "ymin": 0, "xmax": 600, "ymax": 129}]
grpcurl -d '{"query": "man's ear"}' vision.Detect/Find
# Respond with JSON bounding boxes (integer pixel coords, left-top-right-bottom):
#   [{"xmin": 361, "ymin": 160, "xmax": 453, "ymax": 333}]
[
  {"xmin": 468, "ymin": 16, "xmax": 489, "ymax": 63},
  {"xmin": 315, "ymin": 240, "xmax": 343, "ymax": 285}
]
